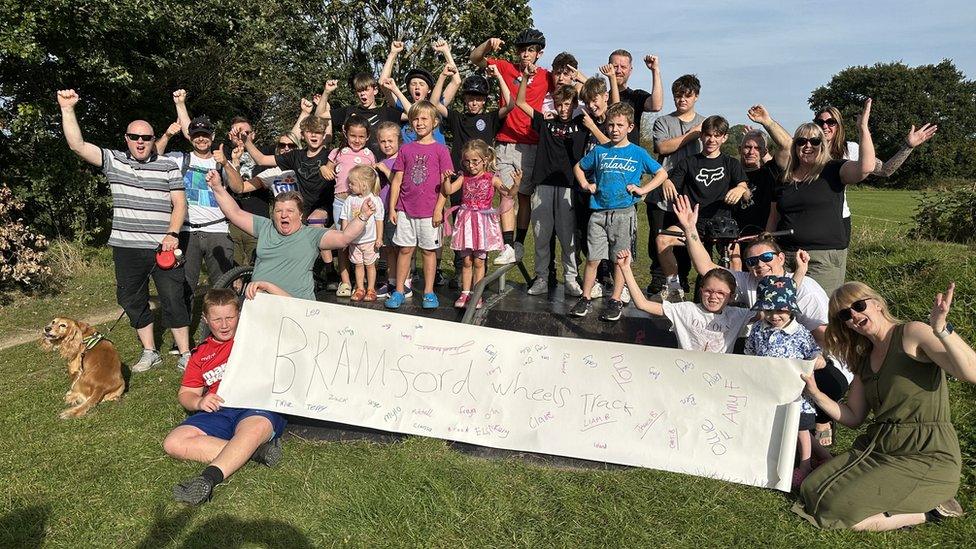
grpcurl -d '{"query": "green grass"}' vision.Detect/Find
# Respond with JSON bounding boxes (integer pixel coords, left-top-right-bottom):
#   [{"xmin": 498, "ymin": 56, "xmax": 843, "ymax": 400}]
[{"xmin": 2, "ymin": 188, "xmax": 975, "ymax": 547}]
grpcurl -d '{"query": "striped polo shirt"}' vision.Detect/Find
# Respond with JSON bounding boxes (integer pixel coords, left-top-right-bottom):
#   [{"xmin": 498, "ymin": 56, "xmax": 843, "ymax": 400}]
[{"xmin": 101, "ymin": 148, "xmax": 185, "ymax": 249}]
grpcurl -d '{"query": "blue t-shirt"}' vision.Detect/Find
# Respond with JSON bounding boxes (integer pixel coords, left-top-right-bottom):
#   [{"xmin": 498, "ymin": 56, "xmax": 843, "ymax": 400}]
[{"xmin": 578, "ymin": 143, "xmax": 662, "ymax": 210}]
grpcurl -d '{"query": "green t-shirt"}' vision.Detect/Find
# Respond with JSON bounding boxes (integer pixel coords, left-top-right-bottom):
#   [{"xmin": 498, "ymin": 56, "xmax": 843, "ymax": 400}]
[{"xmin": 251, "ymin": 216, "xmax": 327, "ymax": 300}]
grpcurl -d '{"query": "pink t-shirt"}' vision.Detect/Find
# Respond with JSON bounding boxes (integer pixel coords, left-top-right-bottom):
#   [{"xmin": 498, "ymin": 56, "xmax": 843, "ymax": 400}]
[
  {"xmin": 329, "ymin": 146, "xmax": 376, "ymax": 194},
  {"xmin": 391, "ymin": 141, "xmax": 454, "ymax": 218}
]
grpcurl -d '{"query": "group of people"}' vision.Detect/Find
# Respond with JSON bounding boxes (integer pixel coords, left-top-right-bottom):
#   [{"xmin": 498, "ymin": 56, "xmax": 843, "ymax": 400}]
[{"xmin": 57, "ymin": 28, "xmax": 976, "ymax": 531}]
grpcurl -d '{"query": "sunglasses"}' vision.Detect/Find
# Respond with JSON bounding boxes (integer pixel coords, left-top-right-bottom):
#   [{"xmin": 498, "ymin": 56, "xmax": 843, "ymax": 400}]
[
  {"xmin": 125, "ymin": 133, "xmax": 155, "ymax": 142},
  {"xmin": 744, "ymin": 251, "xmax": 777, "ymax": 267},
  {"xmin": 277, "ymin": 142, "xmax": 297, "ymax": 150},
  {"xmin": 794, "ymin": 137, "xmax": 823, "ymax": 148},
  {"xmin": 814, "ymin": 118, "xmax": 838, "ymax": 128},
  {"xmin": 836, "ymin": 298, "xmax": 872, "ymax": 322}
]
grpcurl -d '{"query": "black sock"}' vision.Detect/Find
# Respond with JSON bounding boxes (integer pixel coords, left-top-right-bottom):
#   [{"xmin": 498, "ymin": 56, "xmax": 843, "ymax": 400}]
[
  {"xmin": 202, "ymin": 465, "xmax": 224, "ymax": 485},
  {"xmin": 515, "ymin": 228, "xmax": 528, "ymax": 244},
  {"xmin": 503, "ymin": 231, "xmax": 514, "ymax": 246}
]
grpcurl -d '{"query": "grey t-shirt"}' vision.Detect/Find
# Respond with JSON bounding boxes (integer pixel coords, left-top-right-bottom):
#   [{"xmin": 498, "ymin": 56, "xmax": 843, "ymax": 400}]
[
  {"xmin": 251, "ymin": 216, "xmax": 327, "ymax": 301},
  {"xmin": 649, "ymin": 112, "xmax": 706, "ymax": 209}
]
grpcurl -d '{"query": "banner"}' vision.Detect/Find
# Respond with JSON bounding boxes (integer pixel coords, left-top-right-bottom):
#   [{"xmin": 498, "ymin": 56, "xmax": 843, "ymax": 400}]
[{"xmin": 219, "ymin": 294, "xmax": 812, "ymax": 491}]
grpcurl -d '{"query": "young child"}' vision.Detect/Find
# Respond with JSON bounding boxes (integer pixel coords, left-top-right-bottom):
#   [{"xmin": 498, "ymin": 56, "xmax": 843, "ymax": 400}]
[
  {"xmin": 162, "ymin": 288, "xmax": 287, "ymax": 505},
  {"xmin": 340, "ymin": 166, "xmax": 385, "ymax": 301},
  {"xmin": 434, "ymin": 63, "xmax": 512, "ymax": 169},
  {"xmin": 380, "ymin": 40, "xmax": 457, "ymax": 145},
  {"xmin": 616, "ymin": 250, "xmax": 754, "ymax": 353},
  {"xmin": 322, "ymin": 115, "xmax": 377, "ymax": 297},
  {"xmin": 656, "ymin": 115, "xmax": 750, "ymax": 301},
  {"xmin": 373, "ymin": 121, "xmax": 403, "ymax": 298},
  {"xmin": 440, "ymin": 140, "xmax": 511, "ymax": 308},
  {"xmin": 385, "ymin": 101, "xmax": 455, "ymax": 310},
  {"xmin": 744, "ymin": 252, "xmax": 826, "ymax": 489},
  {"xmin": 571, "ymin": 102, "xmax": 668, "ymax": 322},
  {"xmin": 323, "ymin": 72, "xmax": 403, "ymax": 157},
  {"xmin": 542, "ymin": 52, "xmax": 586, "ymax": 118}
]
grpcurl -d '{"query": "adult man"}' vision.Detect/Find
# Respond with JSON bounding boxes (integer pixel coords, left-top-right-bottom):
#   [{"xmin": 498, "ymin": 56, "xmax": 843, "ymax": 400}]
[
  {"xmin": 608, "ymin": 49, "xmax": 664, "ymax": 144},
  {"xmin": 57, "ymin": 89, "xmax": 192, "ymax": 371}
]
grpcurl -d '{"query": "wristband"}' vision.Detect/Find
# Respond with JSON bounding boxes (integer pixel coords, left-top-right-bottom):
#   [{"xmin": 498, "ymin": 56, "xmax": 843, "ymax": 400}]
[
  {"xmin": 166, "ymin": 231, "xmax": 179, "ymax": 238},
  {"xmin": 357, "ymin": 215, "xmax": 370, "ymax": 222},
  {"xmin": 935, "ymin": 322, "xmax": 954, "ymax": 340}
]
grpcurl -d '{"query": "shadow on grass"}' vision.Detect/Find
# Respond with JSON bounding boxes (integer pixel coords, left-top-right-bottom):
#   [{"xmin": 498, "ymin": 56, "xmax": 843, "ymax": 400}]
[
  {"xmin": 135, "ymin": 505, "xmax": 312, "ymax": 549},
  {"xmin": 0, "ymin": 503, "xmax": 51, "ymax": 548}
]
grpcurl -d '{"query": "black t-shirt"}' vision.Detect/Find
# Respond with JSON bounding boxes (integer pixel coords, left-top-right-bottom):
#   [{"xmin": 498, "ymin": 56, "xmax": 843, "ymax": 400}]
[
  {"xmin": 774, "ymin": 159, "xmax": 847, "ymax": 251},
  {"xmin": 530, "ymin": 111, "xmax": 590, "ymax": 187},
  {"xmin": 670, "ymin": 152, "xmax": 748, "ymax": 219},
  {"xmin": 275, "ymin": 147, "xmax": 334, "ymax": 217},
  {"xmin": 619, "ymin": 87, "xmax": 652, "ymax": 144},
  {"xmin": 216, "ymin": 140, "xmax": 273, "ymax": 218},
  {"xmin": 445, "ymin": 108, "xmax": 502, "ymax": 167},
  {"xmin": 734, "ymin": 163, "xmax": 779, "ymax": 235},
  {"xmin": 331, "ymin": 104, "xmax": 403, "ymax": 158}
]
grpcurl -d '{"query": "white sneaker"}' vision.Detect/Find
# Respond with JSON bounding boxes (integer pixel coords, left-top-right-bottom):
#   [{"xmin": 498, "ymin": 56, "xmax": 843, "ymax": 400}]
[
  {"xmin": 621, "ymin": 286, "xmax": 632, "ymax": 304},
  {"xmin": 494, "ymin": 244, "xmax": 516, "ymax": 265},
  {"xmin": 590, "ymin": 282, "xmax": 604, "ymax": 299},
  {"xmin": 177, "ymin": 352, "xmax": 191, "ymax": 372},
  {"xmin": 564, "ymin": 279, "xmax": 583, "ymax": 297},
  {"xmin": 527, "ymin": 277, "xmax": 549, "ymax": 296},
  {"xmin": 131, "ymin": 349, "xmax": 162, "ymax": 373}
]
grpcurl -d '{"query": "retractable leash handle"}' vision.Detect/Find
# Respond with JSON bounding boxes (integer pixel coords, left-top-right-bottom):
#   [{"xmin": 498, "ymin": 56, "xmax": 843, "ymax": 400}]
[{"xmin": 155, "ymin": 247, "xmax": 184, "ymax": 270}]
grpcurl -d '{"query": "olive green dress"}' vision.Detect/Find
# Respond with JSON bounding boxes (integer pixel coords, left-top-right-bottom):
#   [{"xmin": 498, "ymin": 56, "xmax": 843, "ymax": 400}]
[{"xmin": 793, "ymin": 324, "xmax": 962, "ymax": 529}]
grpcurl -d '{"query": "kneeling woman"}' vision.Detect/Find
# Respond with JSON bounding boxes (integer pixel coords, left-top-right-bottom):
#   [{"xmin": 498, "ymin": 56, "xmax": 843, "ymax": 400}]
[{"xmin": 796, "ymin": 281, "xmax": 976, "ymax": 530}]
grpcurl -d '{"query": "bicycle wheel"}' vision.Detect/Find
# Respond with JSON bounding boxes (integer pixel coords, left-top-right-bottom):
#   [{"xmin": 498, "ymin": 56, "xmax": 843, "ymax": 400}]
[{"xmin": 212, "ymin": 265, "xmax": 254, "ymax": 297}]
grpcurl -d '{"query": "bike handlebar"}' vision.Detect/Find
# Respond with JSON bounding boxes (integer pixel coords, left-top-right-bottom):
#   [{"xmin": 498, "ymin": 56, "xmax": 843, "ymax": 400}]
[{"xmin": 656, "ymin": 228, "xmax": 795, "ymax": 241}]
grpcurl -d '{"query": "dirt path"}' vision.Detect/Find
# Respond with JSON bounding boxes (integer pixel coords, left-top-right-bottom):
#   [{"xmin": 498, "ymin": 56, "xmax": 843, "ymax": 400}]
[{"xmin": 0, "ymin": 307, "xmax": 124, "ymax": 351}]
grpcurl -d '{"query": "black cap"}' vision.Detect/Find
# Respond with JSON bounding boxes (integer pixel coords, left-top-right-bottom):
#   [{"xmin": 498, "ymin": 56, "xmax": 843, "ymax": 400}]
[
  {"xmin": 188, "ymin": 116, "xmax": 215, "ymax": 137},
  {"xmin": 403, "ymin": 68, "xmax": 435, "ymax": 89},
  {"xmin": 461, "ymin": 74, "xmax": 490, "ymax": 97}
]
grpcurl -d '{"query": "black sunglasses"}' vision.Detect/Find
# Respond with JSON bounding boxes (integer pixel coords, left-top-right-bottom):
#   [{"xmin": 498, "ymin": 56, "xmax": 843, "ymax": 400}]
[
  {"xmin": 277, "ymin": 142, "xmax": 297, "ymax": 150},
  {"xmin": 837, "ymin": 298, "xmax": 872, "ymax": 322},
  {"xmin": 125, "ymin": 133, "xmax": 155, "ymax": 142},
  {"xmin": 795, "ymin": 137, "xmax": 823, "ymax": 147},
  {"xmin": 814, "ymin": 118, "xmax": 838, "ymax": 128},
  {"xmin": 744, "ymin": 251, "xmax": 777, "ymax": 267}
]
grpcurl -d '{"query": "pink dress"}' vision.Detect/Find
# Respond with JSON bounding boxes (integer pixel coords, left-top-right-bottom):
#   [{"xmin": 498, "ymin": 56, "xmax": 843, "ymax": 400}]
[{"xmin": 450, "ymin": 172, "xmax": 504, "ymax": 253}]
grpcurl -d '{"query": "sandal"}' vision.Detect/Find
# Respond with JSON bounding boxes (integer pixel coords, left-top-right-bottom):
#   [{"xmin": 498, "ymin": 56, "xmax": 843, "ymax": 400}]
[{"xmin": 815, "ymin": 422, "xmax": 833, "ymax": 447}]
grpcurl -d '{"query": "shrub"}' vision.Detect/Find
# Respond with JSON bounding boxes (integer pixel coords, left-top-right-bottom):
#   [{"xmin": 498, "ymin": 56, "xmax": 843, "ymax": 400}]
[
  {"xmin": 0, "ymin": 184, "xmax": 52, "ymax": 293},
  {"xmin": 909, "ymin": 180, "xmax": 976, "ymax": 244}
]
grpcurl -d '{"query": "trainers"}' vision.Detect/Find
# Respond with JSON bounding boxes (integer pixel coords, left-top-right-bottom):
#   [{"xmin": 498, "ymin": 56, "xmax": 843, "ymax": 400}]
[
  {"xmin": 928, "ymin": 498, "xmax": 965, "ymax": 522},
  {"xmin": 600, "ymin": 299, "xmax": 624, "ymax": 321},
  {"xmin": 514, "ymin": 242, "xmax": 525, "ymax": 261},
  {"xmin": 494, "ymin": 244, "xmax": 516, "ymax": 265},
  {"xmin": 385, "ymin": 291, "xmax": 405, "ymax": 309},
  {"xmin": 434, "ymin": 269, "xmax": 447, "ymax": 287},
  {"xmin": 131, "ymin": 349, "xmax": 162, "ymax": 373},
  {"xmin": 250, "ymin": 437, "xmax": 282, "ymax": 467},
  {"xmin": 336, "ymin": 282, "xmax": 352, "ymax": 297},
  {"xmin": 564, "ymin": 279, "xmax": 583, "ymax": 297},
  {"xmin": 177, "ymin": 352, "xmax": 191, "ymax": 372},
  {"xmin": 454, "ymin": 292, "xmax": 471, "ymax": 308},
  {"xmin": 173, "ymin": 474, "xmax": 215, "ymax": 505},
  {"xmin": 621, "ymin": 286, "xmax": 632, "ymax": 304},
  {"xmin": 527, "ymin": 277, "xmax": 549, "ymax": 296},
  {"xmin": 590, "ymin": 282, "xmax": 604, "ymax": 299},
  {"xmin": 663, "ymin": 287, "xmax": 685, "ymax": 303},
  {"xmin": 403, "ymin": 278, "xmax": 414, "ymax": 298},
  {"xmin": 422, "ymin": 292, "xmax": 439, "ymax": 309},
  {"xmin": 168, "ymin": 342, "xmax": 180, "ymax": 356},
  {"xmin": 364, "ymin": 289, "xmax": 377, "ymax": 302},
  {"xmin": 376, "ymin": 282, "xmax": 395, "ymax": 298},
  {"xmin": 569, "ymin": 296, "xmax": 592, "ymax": 317}
]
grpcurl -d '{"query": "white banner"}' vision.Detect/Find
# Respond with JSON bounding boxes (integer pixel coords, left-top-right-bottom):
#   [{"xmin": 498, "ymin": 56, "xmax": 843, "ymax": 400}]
[{"xmin": 219, "ymin": 294, "xmax": 812, "ymax": 491}]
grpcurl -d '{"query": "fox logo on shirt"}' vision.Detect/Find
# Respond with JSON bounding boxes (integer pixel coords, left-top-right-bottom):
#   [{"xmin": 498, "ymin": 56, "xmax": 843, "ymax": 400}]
[{"xmin": 696, "ymin": 167, "xmax": 725, "ymax": 187}]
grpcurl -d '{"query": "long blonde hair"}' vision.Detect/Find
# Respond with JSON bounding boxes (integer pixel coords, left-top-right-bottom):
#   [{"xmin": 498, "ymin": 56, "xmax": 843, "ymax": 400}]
[
  {"xmin": 460, "ymin": 139, "xmax": 497, "ymax": 174},
  {"xmin": 781, "ymin": 123, "xmax": 831, "ymax": 184},
  {"xmin": 824, "ymin": 281, "xmax": 901, "ymax": 376},
  {"xmin": 817, "ymin": 106, "xmax": 848, "ymax": 160}
]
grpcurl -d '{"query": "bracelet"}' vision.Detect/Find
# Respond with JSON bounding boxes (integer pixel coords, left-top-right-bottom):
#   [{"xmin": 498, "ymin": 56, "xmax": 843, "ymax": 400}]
[{"xmin": 357, "ymin": 215, "xmax": 370, "ymax": 222}]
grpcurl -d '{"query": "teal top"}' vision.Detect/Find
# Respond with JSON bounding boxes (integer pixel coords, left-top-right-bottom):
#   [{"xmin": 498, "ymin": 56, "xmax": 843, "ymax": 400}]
[{"xmin": 251, "ymin": 216, "xmax": 327, "ymax": 301}]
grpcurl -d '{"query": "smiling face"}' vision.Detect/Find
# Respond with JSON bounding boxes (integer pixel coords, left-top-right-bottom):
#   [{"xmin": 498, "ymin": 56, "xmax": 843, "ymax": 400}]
[
  {"xmin": 743, "ymin": 243, "xmax": 786, "ymax": 278},
  {"xmin": 273, "ymin": 199, "xmax": 303, "ymax": 236},
  {"xmin": 585, "ymin": 93, "xmax": 608, "ymax": 120},
  {"xmin": 124, "ymin": 120, "xmax": 155, "ymax": 160},
  {"xmin": 554, "ymin": 98, "xmax": 576, "ymax": 121},
  {"xmin": 345, "ymin": 124, "xmax": 368, "ymax": 151},
  {"xmin": 815, "ymin": 110, "xmax": 838, "ymax": 143},
  {"xmin": 763, "ymin": 310, "xmax": 793, "ymax": 329},
  {"xmin": 699, "ymin": 278, "xmax": 734, "ymax": 313},
  {"xmin": 190, "ymin": 132, "xmax": 213, "ymax": 154},
  {"xmin": 204, "ymin": 303, "xmax": 240, "ymax": 342},
  {"xmin": 700, "ymin": 131, "xmax": 728, "ymax": 156},
  {"xmin": 610, "ymin": 54, "xmax": 632, "ymax": 88},
  {"xmin": 410, "ymin": 109, "xmax": 436, "ymax": 139}
]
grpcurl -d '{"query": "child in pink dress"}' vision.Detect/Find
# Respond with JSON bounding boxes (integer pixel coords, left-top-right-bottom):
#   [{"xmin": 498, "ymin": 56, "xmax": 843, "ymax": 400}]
[{"xmin": 440, "ymin": 139, "xmax": 514, "ymax": 308}]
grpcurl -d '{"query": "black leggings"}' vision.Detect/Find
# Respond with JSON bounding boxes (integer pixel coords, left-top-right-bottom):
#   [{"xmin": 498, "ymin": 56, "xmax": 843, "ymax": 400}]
[{"xmin": 813, "ymin": 360, "xmax": 851, "ymax": 424}]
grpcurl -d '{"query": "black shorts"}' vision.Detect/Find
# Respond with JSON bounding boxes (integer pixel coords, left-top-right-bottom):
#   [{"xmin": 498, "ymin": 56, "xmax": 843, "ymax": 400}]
[{"xmin": 113, "ymin": 246, "xmax": 190, "ymax": 329}]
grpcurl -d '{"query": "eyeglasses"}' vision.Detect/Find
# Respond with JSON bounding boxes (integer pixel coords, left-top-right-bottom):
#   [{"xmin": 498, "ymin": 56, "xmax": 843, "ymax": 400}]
[
  {"xmin": 744, "ymin": 251, "xmax": 777, "ymax": 267},
  {"xmin": 814, "ymin": 118, "xmax": 838, "ymax": 128},
  {"xmin": 125, "ymin": 133, "xmax": 155, "ymax": 142},
  {"xmin": 836, "ymin": 298, "xmax": 872, "ymax": 322},
  {"xmin": 794, "ymin": 137, "xmax": 823, "ymax": 148},
  {"xmin": 277, "ymin": 142, "xmax": 297, "ymax": 150}
]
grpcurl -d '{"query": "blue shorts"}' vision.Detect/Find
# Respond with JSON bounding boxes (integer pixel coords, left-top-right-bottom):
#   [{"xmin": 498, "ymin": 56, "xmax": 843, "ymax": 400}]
[{"xmin": 181, "ymin": 407, "xmax": 288, "ymax": 441}]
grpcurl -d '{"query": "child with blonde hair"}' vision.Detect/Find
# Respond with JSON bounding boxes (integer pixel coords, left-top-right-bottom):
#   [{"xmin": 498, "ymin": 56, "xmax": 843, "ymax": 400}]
[{"xmin": 340, "ymin": 165, "xmax": 385, "ymax": 301}]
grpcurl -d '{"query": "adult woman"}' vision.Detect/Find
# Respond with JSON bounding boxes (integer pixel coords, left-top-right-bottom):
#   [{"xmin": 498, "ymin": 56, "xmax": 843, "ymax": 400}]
[
  {"xmin": 206, "ymin": 171, "xmax": 373, "ymax": 300},
  {"xmin": 795, "ymin": 281, "xmax": 975, "ymax": 531}
]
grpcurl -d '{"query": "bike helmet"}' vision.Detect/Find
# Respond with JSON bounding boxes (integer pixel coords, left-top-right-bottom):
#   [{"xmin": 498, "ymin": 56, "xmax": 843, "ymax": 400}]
[
  {"xmin": 403, "ymin": 67, "xmax": 435, "ymax": 89},
  {"xmin": 513, "ymin": 28, "xmax": 546, "ymax": 49},
  {"xmin": 461, "ymin": 74, "xmax": 490, "ymax": 97}
]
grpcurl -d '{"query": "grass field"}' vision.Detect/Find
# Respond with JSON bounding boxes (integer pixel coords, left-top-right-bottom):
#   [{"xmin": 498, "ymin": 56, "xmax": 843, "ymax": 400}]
[{"xmin": 3, "ymin": 189, "xmax": 976, "ymax": 547}]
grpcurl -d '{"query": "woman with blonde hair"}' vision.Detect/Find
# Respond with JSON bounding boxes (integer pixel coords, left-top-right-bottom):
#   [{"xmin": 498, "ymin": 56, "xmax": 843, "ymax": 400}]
[{"xmin": 794, "ymin": 281, "xmax": 976, "ymax": 531}]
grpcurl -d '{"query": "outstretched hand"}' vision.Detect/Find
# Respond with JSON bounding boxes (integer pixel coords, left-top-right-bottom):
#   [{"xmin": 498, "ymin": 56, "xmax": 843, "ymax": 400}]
[
  {"xmin": 673, "ymin": 195, "xmax": 699, "ymax": 229},
  {"xmin": 747, "ymin": 104, "xmax": 771, "ymax": 125},
  {"xmin": 857, "ymin": 97, "xmax": 872, "ymax": 130},
  {"xmin": 906, "ymin": 123, "xmax": 938, "ymax": 148},
  {"xmin": 930, "ymin": 282, "xmax": 955, "ymax": 333}
]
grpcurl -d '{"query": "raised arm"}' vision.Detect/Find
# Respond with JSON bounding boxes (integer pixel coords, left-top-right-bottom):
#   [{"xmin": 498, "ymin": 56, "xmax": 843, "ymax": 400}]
[
  {"xmin": 294, "ymin": 97, "xmax": 313, "ymax": 136},
  {"xmin": 320, "ymin": 198, "xmax": 374, "ymax": 249},
  {"xmin": 906, "ymin": 283, "xmax": 976, "ymax": 383},
  {"xmin": 643, "ymin": 55, "xmax": 663, "ymax": 112},
  {"xmin": 616, "ymin": 250, "xmax": 665, "ymax": 316},
  {"xmin": 874, "ymin": 123, "xmax": 938, "ymax": 177},
  {"xmin": 380, "ymin": 77, "xmax": 411, "ymax": 114},
  {"xmin": 513, "ymin": 64, "xmax": 535, "ymax": 117},
  {"xmin": 673, "ymin": 195, "xmax": 721, "ymax": 275},
  {"xmin": 490, "ymin": 64, "xmax": 514, "ymax": 118},
  {"xmin": 469, "ymin": 37, "xmax": 503, "ymax": 69},
  {"xmin": 314, "ymin": 80, "xmax": 337, "ymax": 120},
  {"xmin": 432, "ymin": 40, "xmax": 462, "ymax": 105},
  {"xmin": 173, "ymin": 89, "xmax": 191, "ymax": 138},
  {"xmin": 243, "ymin": 132, "xmax": 277, "ymax": 167},
  {"xmin": 840, "ymin": 98, "xmax": 876, "ymax": 184},
  {"xmin": 213, "ymin": 144, "xmax": 245, "ymax": 194},
  {"xmin": 431, "ymin": 65, "xmax": 454, "ymax": 118},
  {"xmin": 206, "ymin": 169, "xmax": 254, "ymax": 235},
  {"xmin": 747, "ymin": 104, "xmax": 792, "ymax": 166},
  {"xmin": 792, "ymin": 249, "xmax": 810, "ymax": 289},
  {"xmin": 379, "ymin": 41, "xmax": 405, "ymax": 105},
  {"xmin": 155, "ymin": 121, "xmax": 183, "ymax": 155},
  {"xmin": 57, "ymin": 90, "xmax": 102, "ymax": 166},
  {"xmin": 599, "ymin": 64, "xmax": 620, "ymax": 105}
]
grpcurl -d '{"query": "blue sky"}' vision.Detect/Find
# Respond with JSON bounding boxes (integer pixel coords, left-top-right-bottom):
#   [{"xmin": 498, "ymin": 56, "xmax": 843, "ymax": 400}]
[{"xmin": 529, "ymin": 0, "xmax": 976, "ymax": 132}]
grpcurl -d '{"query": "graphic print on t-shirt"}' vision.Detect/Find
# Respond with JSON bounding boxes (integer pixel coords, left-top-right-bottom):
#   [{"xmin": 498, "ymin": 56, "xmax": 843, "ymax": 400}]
[
  {"xmin": 202, "ymin": 362, "xmax": 226, "ymax": 388},
  {"xmin": 271, "ymin": 173, "xmax": 298, "ymax": 196},
  {"xmin": 184, "ymin": 166, "xmax": 217, "ymax": 207},
  {"xmin": 410, "ymin": 154, "xmax": 429, "ymax": 186},
  {"xmin": 696, "ymin": 167, "xmax": 725, "ymax": 187},
  {"xmin": 476, "ymin": 119, "xmax": 486, "ymax": 132}
]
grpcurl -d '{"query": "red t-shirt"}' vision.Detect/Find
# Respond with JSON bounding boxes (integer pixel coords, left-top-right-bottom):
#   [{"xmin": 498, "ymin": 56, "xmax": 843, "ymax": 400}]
[
  {"xmin": 488, "ymin": 58, "xmax": 553, "ymax": 144},
  {"xmin": 181, "ymin": 336, "xmax": 234, "ymax": 395}
]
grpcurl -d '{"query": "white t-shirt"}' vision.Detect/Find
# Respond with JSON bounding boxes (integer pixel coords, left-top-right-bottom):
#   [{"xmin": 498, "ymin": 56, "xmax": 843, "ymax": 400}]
[
  {"xmin": 339, "ymin": 194, "xmax": 384, "ymax": 244},
  {"xmin": 256, "ymin": 166, "xmax": 299, "ymax": 197},
  {"xmin": 729, "ymin": 270, "xmax": 829, "ymax": 332},
  {"xmin": 163, "ymin": 152, "xmax": 228, "ymax": 233},
  {"xmin": 661, "ymin": 301, "xmax": 755, "ymax": 353}
]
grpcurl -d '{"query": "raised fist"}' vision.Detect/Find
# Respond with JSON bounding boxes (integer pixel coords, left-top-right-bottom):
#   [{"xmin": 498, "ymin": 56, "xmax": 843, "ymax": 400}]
[
  {"xmin": 300, "ymin": 97, "xmax": 314, "ymax": 114},
  {"xmin": 390, "ymin": 41, "xmax": 405, "ymax": 54},
  {"xmin": 599, "ymin": 64, "xmax": 614, "ymax": 77},
  {"xmin": 643, "ymin": 55, "xmax": 659, "ymax": 70},
  {"xmin": 324, "ymin": 79, "xmax": 338, "ymax": 94},
  {"xmin": 56, "ymin": 89, "xmax": 79, "ymax": 108},
  {"xmin": 172, "ymin": 89, "xmax": 187, "ymax": 104}
]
